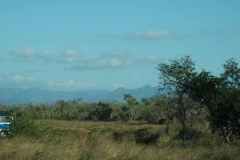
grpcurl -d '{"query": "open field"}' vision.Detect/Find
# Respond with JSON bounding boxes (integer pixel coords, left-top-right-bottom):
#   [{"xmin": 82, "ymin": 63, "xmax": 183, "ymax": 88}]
[{"xmin": 0, "ymin": 120, "xmax": 240, "ymax": 160}]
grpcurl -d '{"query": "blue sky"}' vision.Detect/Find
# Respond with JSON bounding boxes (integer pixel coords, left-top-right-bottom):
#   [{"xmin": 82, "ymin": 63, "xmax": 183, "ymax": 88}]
[{"xmin": 0, "ymin": 0, "xmax": 239, "ymax": 91}]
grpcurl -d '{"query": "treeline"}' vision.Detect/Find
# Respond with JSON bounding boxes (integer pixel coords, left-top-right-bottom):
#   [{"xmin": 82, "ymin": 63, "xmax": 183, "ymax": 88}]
[
  {"xmin": 0, "ymin": 95, "xmax": 171, "ymax": 123},
  {"xmin": 156, "ymin": 56, "xmax": 240, "ymax": 143},
  {"xmin": 0, "ymin": 55, "xmax": 240, "ymax": 144}
]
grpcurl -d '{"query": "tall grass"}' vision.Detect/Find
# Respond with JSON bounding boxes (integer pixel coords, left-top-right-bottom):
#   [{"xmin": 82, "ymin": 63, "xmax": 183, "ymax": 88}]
[{"xmin": 0, "ymin": 120, "xmax": 239, "ymax": 160}]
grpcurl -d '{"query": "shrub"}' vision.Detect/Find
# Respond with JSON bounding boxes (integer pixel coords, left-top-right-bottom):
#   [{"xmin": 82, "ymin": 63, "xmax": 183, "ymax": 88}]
[
  {"xmin": 134, "ymin": 128, "xmax": 160, "ymax": 145},
  {"xmin": 87, "ymin": 102, "xmax": 113, "ymax": 121},
  {"xmin": 12, "ymin": 117, "xmax": 38, "ymax": 137}
]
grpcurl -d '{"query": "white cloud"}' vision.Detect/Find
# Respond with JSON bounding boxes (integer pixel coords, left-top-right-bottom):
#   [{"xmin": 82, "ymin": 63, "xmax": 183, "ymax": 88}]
[
  {"xmin": 38, "ymin": 51, "xmax": 59, "ymax": 62},
  {"xmin": 47, "ymin": 80, "xmax": 98, "ymax": 90},
  {"xmin": 62, "ymin": 49, "xmax": 79, "ymax": 57},
  {"xmin": 13, "ymin": 75, "xmax": 24, "ymax": 81},
  {"xmin": 134, "ymin": 55, "xmax": 160, "ymax": 66},
  {"xmin": 149, "ymin": 55, "xmax": 159, "ymax": 61},
  {"xmin": 125, "ymin": 60, "xmax": 132, "ymax": 66},
  {"xmin": 110, "ymin": 58, "xmax": 122, "ymax": 67},
  {"xmin": 73, "ymin": 57, "xmax": 125, "ymax": 70},
  {"xmin": 47, "ymin": 81, "xmax": 55, "ymax": 87},
  {"xmin": 125, "ymin": 30, "xmax": 173, "ymax": 40},
  {"xmin": 103, "ymin": 50, "xmax": 129, "ymax": 57},
  {"xmin": 97, "ymin": 30, "xmax": 174, "ymax": 40},
  {"xmin": 60, "ymin": 80, "xmax": 75, "ymax": 87},
  {"xmin": 27, "ymin": 77, "xmax": 38, "ymax": 82},
  {"xmin": 86, "ymin": 56, "xmax": 97, "ymax": 60},
  {"xmin": 61, "ymin": 49, "xmax": 80, "ymax": 63},
  {"xmin": 95, "ymin": 59, "xmax": 108, "ymax": 67},
  {"xmin": 7, "ymin": 47, "xmax": 159, "ymax": 71},
  {"xmin": 67, "ymin": 50, "xmax": 132, "ymax": 69},
  {"xmin": 64, "ymin": 57, "xmax": 79, "ymax": 62},
  {"xmin": 12, "ymin": 47, "xmax": 35, "ymax": 57},
  {"xmin": 66, "ymin": 53, "xmax": 160, "ymax": 70},
  {"xmin": 0, "ymin": 75, "xmax": 50, "ymax": 89},
  {"xmin": 48, "ymin": 80, "xmax": 75, "ymax": 87},
  {"xmin": 9, "ymin": 47, "xmax": 35, "ymax": 59}
]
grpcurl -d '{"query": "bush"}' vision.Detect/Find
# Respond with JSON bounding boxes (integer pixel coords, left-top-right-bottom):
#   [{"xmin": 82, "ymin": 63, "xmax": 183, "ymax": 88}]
[
  {"xmin": 87, "ymin": 102, "xmax": 113, "ymax": 121},
  {"xmin": 134, "ymin": 128, "xmax": 160, "ymax": 145},
  {"xmin": 12, "ymin": 117, "xmax": 38, "ymax": 137}
]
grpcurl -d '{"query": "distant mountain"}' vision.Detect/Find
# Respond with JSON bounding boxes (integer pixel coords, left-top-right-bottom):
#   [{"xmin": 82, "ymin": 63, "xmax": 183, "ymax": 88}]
[{"xmin": 0, "ymin": 85, "xmax": 159, "ymax": 105}]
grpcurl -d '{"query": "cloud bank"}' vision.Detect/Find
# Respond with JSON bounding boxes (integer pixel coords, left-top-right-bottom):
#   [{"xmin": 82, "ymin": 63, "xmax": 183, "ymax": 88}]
[
  {"xmin": 124, "ymin": 30, "xmax": 173, "ymax": 40},
  {"xmin": 8, "ymin": 47, "xmax": 160, "ymax": 70},
  {"xmin": 97, "ymin": 30, "xmax": 174, "ymax": 40},
  {"xmin": 9, "ymin": 47, "xmax": 35, "ymax": 61}
]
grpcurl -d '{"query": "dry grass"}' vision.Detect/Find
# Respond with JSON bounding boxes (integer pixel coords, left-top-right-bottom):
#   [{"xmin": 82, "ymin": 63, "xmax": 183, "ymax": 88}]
[{"xmin": 0, "ymin": 120, "xmax": 240, "ymax": 160}]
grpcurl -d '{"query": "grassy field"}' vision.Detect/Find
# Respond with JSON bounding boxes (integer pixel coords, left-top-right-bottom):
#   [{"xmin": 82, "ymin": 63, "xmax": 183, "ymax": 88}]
[{"xmin": 0, "ymin": 120, "xmax": 240, "ymax": 160}]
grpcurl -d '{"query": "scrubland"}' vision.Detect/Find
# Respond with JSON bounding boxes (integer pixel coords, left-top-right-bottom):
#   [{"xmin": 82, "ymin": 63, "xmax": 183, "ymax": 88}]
[
  {"xmin": 0, "ymin": 119, "xmax": 239, "ymax": 160},
  {"xmin": 0, "ymin": 55, "xmax": 240, "ymax": 159}
]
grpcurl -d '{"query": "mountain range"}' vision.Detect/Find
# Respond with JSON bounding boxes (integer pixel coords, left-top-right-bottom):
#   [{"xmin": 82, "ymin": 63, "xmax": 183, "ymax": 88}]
[{"xmin": 0, "ymin": 85, "xmax": 159, "ymax": 105}]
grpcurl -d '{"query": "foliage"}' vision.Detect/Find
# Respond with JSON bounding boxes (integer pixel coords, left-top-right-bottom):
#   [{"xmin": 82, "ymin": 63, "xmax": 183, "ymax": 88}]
[
  {"xmin": 11, "ymin": 116, "xmax": 38, "ymax": 137},
  {"xmin": 157, "ymin": 56, "xmax": 240, "ymax": 144},
  {"xmin": 182, "ymin": 58, "xmax": 240, "ymax": 143},
  {"xmin": 122, "ymin": 94, "xmax": 145, "ymax": 122},
  {"xmin": 87, "ymin": 102, "xmax": 113, "ymax": 121},
  {"xmin": 134, "ymin": 128, "xmax": 160, "ymax": 144},
  {"xmin": 0, "ymin": 55, "xmax": 240, "ymax": 146},
  {"xmin": 156, "ymin": 55, "xmax": 196, "ymax": 141},
  {"xmin": 155, "ymin": 95, "xmax": 175, "ymax": 124}
]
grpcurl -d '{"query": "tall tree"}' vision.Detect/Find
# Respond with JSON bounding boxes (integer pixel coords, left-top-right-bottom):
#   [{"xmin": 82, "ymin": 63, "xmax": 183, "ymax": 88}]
[
  {"xmin": 123, "ymin": 94, "xmax": 143, "ymax": 122},
  {"xmin": 221, "ymin": 58, "xmax": 240, "ymax": 88},
  {"xmin": 156, "ymin": 55, "xmax": 196, "ymax": 142},
  {"xmin": 184, "ymin": 59, "xmax": 240, "ymax": 143},
  {"xmin": 87, "ymin": 102, "xmax": 112, "ymax": 121}
]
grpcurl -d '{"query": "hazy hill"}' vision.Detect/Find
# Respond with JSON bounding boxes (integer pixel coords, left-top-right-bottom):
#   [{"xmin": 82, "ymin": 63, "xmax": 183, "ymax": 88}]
[{"xmin": 0, "ymin": 85, "xmax": 159, "ymax": 105}]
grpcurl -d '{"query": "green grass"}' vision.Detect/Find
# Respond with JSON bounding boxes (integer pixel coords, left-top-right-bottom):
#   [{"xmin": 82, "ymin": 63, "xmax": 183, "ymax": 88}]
[{"xmin": 0, "ymin": 120, "xmax": 239, "ymax": 160}]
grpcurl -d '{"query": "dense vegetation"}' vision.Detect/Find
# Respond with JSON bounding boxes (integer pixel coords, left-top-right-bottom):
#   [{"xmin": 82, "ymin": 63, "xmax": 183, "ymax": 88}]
[{"xmin": 0, "ymin": 55, "xmax": 240, "ymax": 159}]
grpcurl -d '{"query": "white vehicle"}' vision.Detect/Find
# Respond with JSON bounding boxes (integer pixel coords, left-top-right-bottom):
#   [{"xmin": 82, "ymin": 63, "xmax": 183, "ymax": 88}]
[{"xmin": 0, "ymin": 122, "xmax": 12, "ymax": 138}]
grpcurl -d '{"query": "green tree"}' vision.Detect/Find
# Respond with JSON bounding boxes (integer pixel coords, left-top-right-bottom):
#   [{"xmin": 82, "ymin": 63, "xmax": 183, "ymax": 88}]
[
  {"xmin": 184, "ymin": 59, "xmax": 240, "ymax": 143},
  {"xmin": 141, "ymin": 96, "xmax": 159, "ymax": 123},
  {"xmin": 110, "ymin": 101, "xmax": 124, "ymax": 121},
  {"xmin": 155, "ymin": 95, "xmax": 174, "ymax": 124},
  {"xmin": 55, "ymin": 100, "xmax": 67, "ymax": 117},
  {"xmin": 156, "ymin": 55, "xmax": 196, "ymax": 142},
  {"xmin": 123, "ymin": 94, "xmax": 143, "ymax": 122},
  {"xmin": 87, "ymin": 102, "xmax": 113, "ymax": 121},
  {"xmin": 221, "ymin": 58, "xmax": 240, "ymax": 88}
]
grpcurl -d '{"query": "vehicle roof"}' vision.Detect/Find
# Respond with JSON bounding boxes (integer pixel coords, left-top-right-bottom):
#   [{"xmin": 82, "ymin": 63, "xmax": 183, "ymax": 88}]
[{"xmin": 0, "ymin": 111, "xmax": 10, "ymax": 116}]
